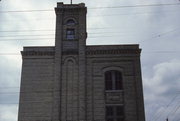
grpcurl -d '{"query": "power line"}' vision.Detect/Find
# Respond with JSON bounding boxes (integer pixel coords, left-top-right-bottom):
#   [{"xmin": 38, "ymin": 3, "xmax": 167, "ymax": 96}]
[
  {"xmin": 89, "ymin": 3, "xmax": 180, "ymax": 9},
  {"xmin": 0, "ymin": 53, "xmax": 21, "ymax": 55},
  {"xmin": 140, "ymin": 27, "xmax": 180, "ymax": 43},
  {"xmin": 0, "ymin": 29, "xmax": 55, "ymax": 32},
  {"xmin": 169, "ymin": 104, "xmax": 180, "ymax": 121},
  {"xmin": 0, "ymin": 86, "xmax": 20, "ymax": 88},
  {"xmin": 0, "ymin": 9, "xmax": 180, "ymax": 22},
  {"xmin": 0, "ymin": 32, "xmax": 128, "ymax": 37},
  {"xmin": 0, "ymin": 35, "xmax": 136, "ymax": 41},
  {"xmin": 150, "ymin": 94, "xmax": 180, "ymax": 121},
  {"xmin": 0, "ymin": 38, "xmax": 54, "ymax": 41},
  {"xmin": 0, "ymin": 101, "xmax": 52, "ymax": 104},
  {"xmin": 0, "ymin": 28, "xmax": 114, "ymax": 33},
  {"xmin": 0, "ymin": 25, "xmax": 179, "ymax": 35},
  {"xmin": 0, "ymin": 3, "xmax": 180, "ymax": 13},
  {"xmin": 168, "ymin": 103, "xmax": 180, "ymax": 118},
  {"xmin": 0, "ymin": 9, "xmax": 53, "ymax": 13},
  {"xmin": 0, "ymin": 51, "xmax": 180, "ymax": 56},
  {"xmin": 0, "ymin": 89, "xmax": 179, "ymax": 94},
  {"xmin": 0, "ymin": 34, "xmax": 55, "ymax": 37},
  {"xmin": 0, "ymin": 90, "xmax": 53, "ymax": 94},
  {"xmin": 0, "ymin": 29, "xmax": 179, "ymax": 41}
]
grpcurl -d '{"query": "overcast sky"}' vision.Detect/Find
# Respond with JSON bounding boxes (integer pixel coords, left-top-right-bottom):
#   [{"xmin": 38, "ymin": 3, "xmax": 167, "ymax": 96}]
[{"xmin": 0, "ymin": 0, "xmax": 180, "ymax": 121}]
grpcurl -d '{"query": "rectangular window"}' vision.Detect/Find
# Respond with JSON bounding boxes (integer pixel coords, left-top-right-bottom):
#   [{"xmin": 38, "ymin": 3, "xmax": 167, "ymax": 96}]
[
  {"xmin": 66, "ymin": 29, "xmax": 75, "ymax": 39},
  {"xmin": 106, "ymin": 106, "xmax": 113, "ymax": 116},
  {"xmin": 106, "ymin": 106, "xmax": 124, "ymax": 121},
  {"xmin": 105, "ymin": 70, "xmax": 123, "ymax": 91},
  {"xmin": 116, "ymin": 106, "xmax": 124, "ymax": 116}
]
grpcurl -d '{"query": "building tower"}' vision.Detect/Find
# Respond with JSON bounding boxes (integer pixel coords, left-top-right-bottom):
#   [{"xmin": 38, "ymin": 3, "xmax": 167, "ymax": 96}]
[
  {"xmin": 53, "ymin": 2, "xmax": 87, "ymax": 121},
  {"xmin": 18, "ymin": 2, "xmax": 146, "ymax": 121}
]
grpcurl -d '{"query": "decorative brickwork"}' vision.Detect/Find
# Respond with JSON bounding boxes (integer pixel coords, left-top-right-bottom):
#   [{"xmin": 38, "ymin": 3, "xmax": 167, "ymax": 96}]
[{"xmin": 18, "ymin": 2, "xmax": 145, "ymax": 121}]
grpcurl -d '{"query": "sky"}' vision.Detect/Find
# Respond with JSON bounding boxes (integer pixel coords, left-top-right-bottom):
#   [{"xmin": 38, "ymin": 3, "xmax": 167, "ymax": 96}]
[{"xmin": 0, "ymin": 0, "xmax": 180, "ymax": 121}]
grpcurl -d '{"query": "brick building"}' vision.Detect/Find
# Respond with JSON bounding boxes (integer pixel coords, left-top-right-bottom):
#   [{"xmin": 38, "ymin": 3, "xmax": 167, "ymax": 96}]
[{"xmin": 18, "ymin": 2, "xmax": 145, "ymax": 121}]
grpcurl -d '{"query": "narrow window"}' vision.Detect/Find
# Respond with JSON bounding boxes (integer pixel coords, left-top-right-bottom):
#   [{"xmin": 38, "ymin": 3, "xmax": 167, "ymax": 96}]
[
  {"xmin": 115, "ymin": 71, "xmax": 122, "ymax": 90},
  {"xmin": 105, "ymin": 71, "xmax": 113, "ymax": 90},
  {"xmin": 105, "ymin": 70, "xmax": 123, "ymax": 90},
  {"xmin": 106, "ymin": 106, "xmax": 124, "ymax": 121},
  {"xmin": 66, "ymin": 29, "xmax": 75, "ymax": 39}
]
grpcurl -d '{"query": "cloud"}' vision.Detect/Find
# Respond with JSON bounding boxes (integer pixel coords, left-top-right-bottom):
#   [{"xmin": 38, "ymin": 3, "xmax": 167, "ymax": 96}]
[
  {"xmin": 0, "ymin": 104, "xmax": 18, "ymax": 121},
  {"xmin": 0, "ymin": 0, "xmax": 180, "ymax": 121},
  {"xmin": 144, "ymin": 59, "xmax": 180, "ymax": 121}
]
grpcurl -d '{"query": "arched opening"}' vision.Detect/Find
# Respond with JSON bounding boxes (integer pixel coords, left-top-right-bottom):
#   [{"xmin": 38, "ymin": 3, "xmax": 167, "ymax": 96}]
[{"xmin": 66, "ymin": 19, "xmax": 76, "ymax": 25}]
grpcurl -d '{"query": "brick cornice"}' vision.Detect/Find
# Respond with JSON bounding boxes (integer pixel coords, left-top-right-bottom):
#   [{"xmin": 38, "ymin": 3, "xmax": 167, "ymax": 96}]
[
  {"xmin": 86, "ymin": 49, "xmax": 141, "ymax": 55},
  {"xmin": 21, "ymin": 49, "xmax": 141, "ymax": 56},
  {"xmin": 21, "ymin": 51, "xmax": 55, "ymax": 56}
]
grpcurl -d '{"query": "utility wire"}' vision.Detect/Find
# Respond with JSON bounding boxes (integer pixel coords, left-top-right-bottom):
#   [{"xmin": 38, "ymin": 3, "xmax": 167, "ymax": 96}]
[
  {"xmin": 0, "ymin": 25, "xmax": 179, "ymax": 35},
  {"xmin": 0, "ymin": 34, "xmax": 55, "ymax": 37},
  {"xmin": 0, "ymin": 9, "xmax": 180, "ymax": 22},
  {"xmin": 0, "ymin": 3, "xmax": 180, "ymax": 13},
  {"xmin": 0, "ymin": 38, "xmax": 54, "ymax": 41},
  {"xmin": 140, "ymin": 27, "xmax": 180, "ymax": 43},
  {"xmin": 0, "ymin": 29, "xmax": 55, "ymax": 32},
  {"xmin": 0, "ymin": 27, "xmax": 179, "ymax": 41},
  {"xmin": 0, "ymin": 28, "xmax": 114, "ymax": 33},
  {"xmin": 0, "ymin": 36, "xmax": 120, "ymax": 41},
  {"xmin": 0, "ymin": 87, "xmax": 20, "ymax": 88},
  {"xmin": 0, "ymin": 101, "xmax": 52, "ymax": 104},
  {"xmin": 0, "ymin": 51, "xmax": 180, "ymax": 56},
  {"xmin": 0, "ymin": 90, "xmax": 179, "ymax": 95},
  {"xmin": 0, "ymin": 32, "xmax": 128, "ymax": 37},
  {"xmin": 167, "ymin": 103, "xmax": 180, "ymax": 118},
  {"xmin": 170, "ymin": 104, "xmax": 180, "ymax": 121},
  {"xmin": 88, "ymin": 3, "xmax": 180, "ymax": 9},
  {"xmin": 150, "ymin": 94, "xmax": 180, "ymax": 121}
]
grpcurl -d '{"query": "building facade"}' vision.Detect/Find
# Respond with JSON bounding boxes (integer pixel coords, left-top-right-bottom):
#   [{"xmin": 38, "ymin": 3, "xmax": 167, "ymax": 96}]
[{"xmin": 18, "ymin": 2, "xmax": 145, "ymax": 121}]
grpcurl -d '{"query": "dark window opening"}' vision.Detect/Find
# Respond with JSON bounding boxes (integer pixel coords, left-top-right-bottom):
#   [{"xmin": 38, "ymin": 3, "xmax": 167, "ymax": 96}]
[
  {"xmin": 106, "ymin": 106, "xmax": 124, "ymax": 121},
  {"xmin": 66, "ymin": 29, "xmax": 75, "ymax": 39},
  {"xmin": 105, "ymin": 70, "xmax": 123, "ymax": 90},
  {"xmin": 66, "ymin": 19, "xmax": 75, "ymax": 25}
]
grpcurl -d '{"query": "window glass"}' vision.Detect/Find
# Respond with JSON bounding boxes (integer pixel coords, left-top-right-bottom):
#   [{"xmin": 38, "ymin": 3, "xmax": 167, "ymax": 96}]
[
  {"xmin": 106, "ymin": 106, "xmax": 113, "ymax": 116},
  {"xmin": 105, "ymin": 70, "xmax": 123, "ymax": 90},
  {"xmin": 66, "ymin": 19, "xmax": 75, "ymax": 25},
  {"xmin": 106, "ymin": 81, "xmax": 113, "ymax": 90},
  {"xmin": 106, "ymin": 118, "xmax": 114, "ymax": 121},
  {"xmin": 106, "ymin": 106, "xmax": 124, "ymax": 121},
  {"xmin": 117, "ymin": 118, "xmax": 124, "ymax": 121},
  {"xmin": 66, "ymin": 29, "xmax": 75, "ymax": 39},
  {"xmin": 116, "ymin": 106, "xmax": 124, "ymax": 116}
]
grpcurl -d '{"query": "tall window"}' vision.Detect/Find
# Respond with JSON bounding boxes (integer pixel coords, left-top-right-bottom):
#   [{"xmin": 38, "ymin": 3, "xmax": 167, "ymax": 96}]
[
  {"xmin": 105, "ymin": 70, "xmax": 123, "ymax": 90},
  {"xmin": 106, "ymin": 105, "xmax": 124, "ymax": 121},
  {"xmin": 66, "ymin": 29, "xmax": 75, "ymax": 39}
]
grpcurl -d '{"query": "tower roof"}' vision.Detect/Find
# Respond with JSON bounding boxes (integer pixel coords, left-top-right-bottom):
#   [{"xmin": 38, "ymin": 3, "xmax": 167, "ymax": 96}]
[{"xmin": 56, "ymin": 2, "xmax": 85, "ymax": 8}]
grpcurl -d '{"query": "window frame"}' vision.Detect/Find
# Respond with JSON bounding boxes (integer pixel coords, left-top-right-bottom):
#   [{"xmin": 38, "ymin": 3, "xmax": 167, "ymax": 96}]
[
  {"xmin": 66, "ymin": 19, "xmax": 76, "ymax": 25},
  {"xmin": 105, "ymin": 70, "xmax": 123, "ymax": 91},
  {"xmin": 66, "ymin": 28, "xmax": 75, "ymax": 40},
  {"xmin": 106, "ymin": 105, "xmax": 124, "ymax": 121}
]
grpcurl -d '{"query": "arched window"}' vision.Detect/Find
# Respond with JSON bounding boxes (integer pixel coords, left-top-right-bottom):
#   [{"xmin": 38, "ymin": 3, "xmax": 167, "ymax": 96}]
[
  {"xmin": 66, "ymin": 19, "xmax": 76, "ymax": 25},
  {"xmin": 105, "ymin": 70, "xmax": 123, "ymax": 90}
]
